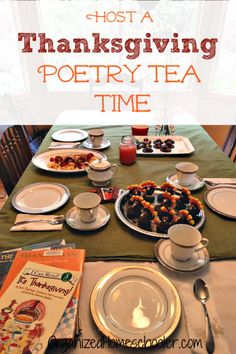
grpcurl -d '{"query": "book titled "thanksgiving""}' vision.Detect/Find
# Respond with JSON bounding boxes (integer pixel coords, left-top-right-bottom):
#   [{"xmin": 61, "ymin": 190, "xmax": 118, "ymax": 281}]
[
  {"xmin": 0, "ymin": 261, "xmax": 81, "ymax": 354},
  {"xmin": 0, "ymin": 249, "xmax": 85, "ymax": 341}
]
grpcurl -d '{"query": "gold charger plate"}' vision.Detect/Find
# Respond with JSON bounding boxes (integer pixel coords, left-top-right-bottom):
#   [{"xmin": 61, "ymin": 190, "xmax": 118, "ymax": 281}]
[{"xmin": 90, "ymin": 266, "xmax": 181, "ymax": 348}]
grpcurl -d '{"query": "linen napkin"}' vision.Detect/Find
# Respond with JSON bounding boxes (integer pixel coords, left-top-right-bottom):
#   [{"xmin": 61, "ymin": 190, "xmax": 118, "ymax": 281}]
[
  {"xmin": 180, "ymin": 283, "xmax": 231, "ymax": 354},
  {"xmin": 10, "ymin": 214, "xmax": 64, "ymax": 232},
  {"xmin": 204, "ymin": 178, "xmax": 236, "ymax": 185},
  {"xmin": 48, "ymin": 141, "xmax": 81, "ymax": 149}
]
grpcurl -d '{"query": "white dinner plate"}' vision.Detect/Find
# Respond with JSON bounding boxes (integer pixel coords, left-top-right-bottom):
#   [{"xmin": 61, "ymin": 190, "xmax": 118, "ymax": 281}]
[
  {"xmin": 52, "ymin": 129, "xmax": 88, "ymax": 142},
  {"xmin": 90, "ymin": 266, "xmax": 181, "ymax": 348},
  {"xmin": 204, "ymin": 186, "xmax": 236, "ymax": 219},
  {"xmin": 32, "ymin": 149, "xmax": 107, "ymax": 174},
  {"xmin": 12, "ymin": 183, "xmax": 70, "ymax": 214}
]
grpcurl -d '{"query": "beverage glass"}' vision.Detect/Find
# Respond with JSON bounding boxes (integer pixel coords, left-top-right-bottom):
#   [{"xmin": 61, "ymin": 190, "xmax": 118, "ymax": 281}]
[
  {"xmin": 131, "ymin": 125, "xmax": 149, "ymax": 136},
  {"xmin": 119, "ymin": 136, "xmax": 137, "ymax": 165}
]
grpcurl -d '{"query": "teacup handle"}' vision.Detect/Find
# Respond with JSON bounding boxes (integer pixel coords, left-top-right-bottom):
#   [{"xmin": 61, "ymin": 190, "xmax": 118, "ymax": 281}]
[
  {"xmin": 194, "ymin": 238, "xmax": 209, "ymax": 252},
  {"xmin": 90, "ymin": 136, "xmax": 95, "ymax": 141},
  {"xmin": 111, "ymin": 164, "xmax": 118, "ymax": 175},
  {"xmin": 89, "ymin": 209, "xmax": 94, "ymax": 218}
]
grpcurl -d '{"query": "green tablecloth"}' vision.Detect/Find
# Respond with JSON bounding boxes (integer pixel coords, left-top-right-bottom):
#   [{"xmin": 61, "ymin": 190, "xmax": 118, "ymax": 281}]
[{"xmin": 0, "ymin": 125, "xmax": 235, "ymax": 261}]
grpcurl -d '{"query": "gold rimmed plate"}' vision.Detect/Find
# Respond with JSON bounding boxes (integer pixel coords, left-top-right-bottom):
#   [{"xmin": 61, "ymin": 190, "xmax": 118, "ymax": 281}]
[
  {"xmin": 204, "ymin": 186, "xmax": 236, "ymax": 219},
  {"xmin": 90, "ymin": 266, "xmax": 181, "ymax": 348},
  {"xmin": 12, "ymin": 182, "xmax": 70, "ymax": 214}
]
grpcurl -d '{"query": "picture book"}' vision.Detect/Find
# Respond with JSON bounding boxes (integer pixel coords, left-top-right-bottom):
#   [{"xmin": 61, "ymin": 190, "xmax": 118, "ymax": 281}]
[
  {"xmin": 0, "ymin": 261, "xmax": 81, "ymax": 353},
  {"xmin": 0, "ymin": 240, "xmax": 69, "ymax": 290},
  {"xmin": 0, "ymin": 240, "xmax": 64, "ymax": 290},
  {"xmin": 0, "ymin": 249, "xmax": 85, "ymax": 340}
]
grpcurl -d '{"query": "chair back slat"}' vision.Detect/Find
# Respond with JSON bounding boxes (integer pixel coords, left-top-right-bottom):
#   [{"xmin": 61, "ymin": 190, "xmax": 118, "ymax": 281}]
[{"xmin": 0, "ymin": 126, "xmax": 32, "ymax": 195}]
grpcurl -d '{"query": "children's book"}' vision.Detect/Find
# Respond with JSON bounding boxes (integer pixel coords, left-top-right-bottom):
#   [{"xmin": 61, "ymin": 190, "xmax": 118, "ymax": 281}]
[
  {"xmin": 0, "ymin": 261, "xmax": 81, "ymax": 353},
  {"xmin": 0, "ymin": 240, "xmax": 70, "ymax": 290},
  {"xmin": 0, "ymin": 249, "xmax": 85, "ymax": 341}
]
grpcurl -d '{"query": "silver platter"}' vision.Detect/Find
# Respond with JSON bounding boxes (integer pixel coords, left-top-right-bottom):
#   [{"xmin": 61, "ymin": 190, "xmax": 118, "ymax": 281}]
[{"xmin": 115, "ymin": 190, "xmax": 205, "ymax": 239}]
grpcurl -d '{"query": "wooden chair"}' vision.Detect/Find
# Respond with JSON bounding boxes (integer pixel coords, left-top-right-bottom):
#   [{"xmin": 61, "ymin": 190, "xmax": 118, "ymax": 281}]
[
  {"xmin": 223, "ymin": 125, "xmax": 236, "ymax": 162},
  {"xmin": 0, "ymin": 126, "xmax": 32, "ymax": 195},
  {"xmin": 23, "ymin": 125, "xmax": 51, "ymax": 154}
]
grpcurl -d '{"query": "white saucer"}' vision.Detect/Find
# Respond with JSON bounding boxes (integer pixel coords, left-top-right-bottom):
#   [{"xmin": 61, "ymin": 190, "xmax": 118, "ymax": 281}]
[
  {"xmin": 82, "ymin": 139, "xmax": 111, "ymax": 150},
  {"xmin": 154, "ymin": 239, "xmax": 209, "ymax": 272},
  {"xmin": 66, "ymin": 205, "xmax": 110, "ymax": 231},
  {"xmin": 166, "ymin": 174, "xmax": 204, "ymax": 191}
]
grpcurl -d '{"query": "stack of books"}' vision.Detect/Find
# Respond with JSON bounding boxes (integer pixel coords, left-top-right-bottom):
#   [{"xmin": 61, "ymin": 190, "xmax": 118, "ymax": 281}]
[{"xmin": 0, "ymin": 239, "xmax": 85, "ymax": 353}]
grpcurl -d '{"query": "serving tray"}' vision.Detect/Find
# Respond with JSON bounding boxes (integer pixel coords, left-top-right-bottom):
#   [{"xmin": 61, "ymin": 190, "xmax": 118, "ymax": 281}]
[
  {"xmin": 115, "ymin": 190, "xmax": 205, "ymax": 239},
  {"xmin": 135, "ymin": 135, "xmax": 194, "ymax": 155}
]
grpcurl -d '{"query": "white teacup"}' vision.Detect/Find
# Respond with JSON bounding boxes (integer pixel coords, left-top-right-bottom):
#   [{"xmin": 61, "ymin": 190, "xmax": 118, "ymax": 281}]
[
  {"xmin": 168, "ymin": 224, "xmax": 209, "ymax": 262},
  {"xmin": 88, "ymin": 129, "xmax": 104, "ymax": 148},
  {"xmin": 73, "ymin": 192, "xmax": 101, "ymax": 223},
  {"xmin": 175, "ymin": 162, "xmax": 199, "ymax": 186}
]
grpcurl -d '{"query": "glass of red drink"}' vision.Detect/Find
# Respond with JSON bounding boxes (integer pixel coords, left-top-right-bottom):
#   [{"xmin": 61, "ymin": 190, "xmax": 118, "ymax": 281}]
[
  {"xmin": 131, "ymin": 125, "xmax": 149, "ymax": 136},
  {"xmin": 119, "ymin": 136, "xmax": 137, "ymax": 165}
]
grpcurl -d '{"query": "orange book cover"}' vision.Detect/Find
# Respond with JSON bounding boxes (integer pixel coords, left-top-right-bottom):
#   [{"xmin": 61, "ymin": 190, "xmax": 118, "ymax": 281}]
[{"xmin": 0, "ymin": 248, "xmax": 85, "ymax": 340}]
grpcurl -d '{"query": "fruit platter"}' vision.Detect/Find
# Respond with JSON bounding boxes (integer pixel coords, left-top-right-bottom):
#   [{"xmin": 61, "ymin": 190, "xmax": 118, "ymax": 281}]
[
  {"xmin": 115, "ymin": 181, "xmax": 205, "ymax": 238},
  {"xmin": 32, "ymin": 148, "xmax": 107, "ymax": 174},
  {"xmin": 135, "ymin": 136, "xmax": 195, "ymax": 155},
  {"xmin": 47, "ymin": 152, "xmax": 97, "ymax": 170}
]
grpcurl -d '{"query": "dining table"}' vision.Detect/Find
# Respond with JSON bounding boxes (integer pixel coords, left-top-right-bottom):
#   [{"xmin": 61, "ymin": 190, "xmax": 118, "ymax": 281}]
[{"xmin": 0, "ymin": 124, "xmax": 236, "ymax": 353}]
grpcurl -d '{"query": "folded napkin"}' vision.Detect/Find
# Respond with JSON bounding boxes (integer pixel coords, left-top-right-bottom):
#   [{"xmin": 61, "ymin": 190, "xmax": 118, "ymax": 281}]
[
  {"xmin": 10, "ymin": 214, "xmax": 64, "ymax": 232},
  {"xmin": 180, "ymin": 283, "xmax": 231, "ymax": 354},
  {"xmin": 204, "ymin": 178, "xmax": 236, "ymax": 184},
  {"xmin": 48, "ymin": 142, "xmax": 81, "ymax": 149}
]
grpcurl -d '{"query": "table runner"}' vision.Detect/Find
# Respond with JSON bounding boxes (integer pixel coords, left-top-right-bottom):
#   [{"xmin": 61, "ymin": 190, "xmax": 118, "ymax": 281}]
[{"xmin": 0, "ymin": 125, "xmax": 235, "ymax": 260}]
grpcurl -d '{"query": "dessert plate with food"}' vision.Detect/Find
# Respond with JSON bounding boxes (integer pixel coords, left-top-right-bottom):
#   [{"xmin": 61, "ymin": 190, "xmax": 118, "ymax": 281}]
[
  {"xmin": 135, "ymin": 136, "xmax": 194, "ymax": 155},
  {"xmin": 115, "ymin": 181, "xmax": 205, "ymax": 238},
  {"xmin": 32, "ymin": 149, "xmax": 107, "ymax": 173}
]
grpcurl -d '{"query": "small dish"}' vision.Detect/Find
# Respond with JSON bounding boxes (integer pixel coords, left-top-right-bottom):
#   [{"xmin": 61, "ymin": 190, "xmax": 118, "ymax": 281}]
[
  {"xmin": 82, "ymin": 139, "xmax": 111, "ymax": 150},
  {"xmin": 166, "ymin": 174, "xmax": 204, "ymax": 191},
  {"xmin": 12, "ymin": 183, "xmax": 70, "ymax": 214},
  {"xmin": 154, "ymin": 239, "xmax": 209, "ymax": 273},
  {"xmin": 52, "ymin": 129, "xmax": 88, "ymax": 142},
  {"xmin": 66, "ymin": 205, "xmax": 110, "ymax": 231},
  {"xmin": 204, "ymin": 186, "xmax": 236, "ymax": 219}
]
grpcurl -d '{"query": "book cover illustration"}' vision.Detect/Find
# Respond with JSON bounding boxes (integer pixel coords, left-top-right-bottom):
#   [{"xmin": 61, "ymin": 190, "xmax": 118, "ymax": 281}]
[
  {"xmin": 0, "ymin": 239, "xmax": 67, "ymax": 290},
  {"xmin": 0, "ymin": 261, "xmax": 81, "ymax": 353},
  {"xmin": 0, "ymin": 249, "xmax": 85, "ymax": 340}
]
